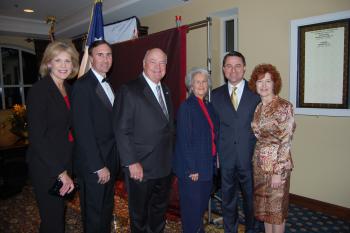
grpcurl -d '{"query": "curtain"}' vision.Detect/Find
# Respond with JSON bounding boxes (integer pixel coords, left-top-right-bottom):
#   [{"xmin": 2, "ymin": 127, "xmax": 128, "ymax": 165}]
[
  {"xmin": 109, "ymin": 26, "xmax": 188, "ymax": 213},
  {"xmin": 109, "ymin": 26, "xmax": 188, "ymax": 114},
  {"xmin": 33, "ymin": 39, "xmax": 50, "ymax": 76}
]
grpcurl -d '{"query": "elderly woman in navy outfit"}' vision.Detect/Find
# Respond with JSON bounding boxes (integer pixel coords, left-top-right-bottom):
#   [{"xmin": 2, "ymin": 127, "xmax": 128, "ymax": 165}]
[{"xmin": 173, "ymin": 67, "xmax": 218, "ymax": 233}]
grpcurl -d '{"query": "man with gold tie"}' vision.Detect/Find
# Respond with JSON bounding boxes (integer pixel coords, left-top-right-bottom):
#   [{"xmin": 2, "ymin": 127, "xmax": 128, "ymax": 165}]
[{"xmin": 211, "ymin": 51, "xmax": 261, "ymax": 233}]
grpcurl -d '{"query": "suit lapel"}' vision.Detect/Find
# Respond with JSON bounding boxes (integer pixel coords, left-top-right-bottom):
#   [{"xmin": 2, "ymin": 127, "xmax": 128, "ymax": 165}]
[
  {"xmin": 162, "ymin": 84, "xmax": 172, "ymax": 120},
  {"xmin": 140, "ymin": 76, "xmax": 169, "ymax": 122},
  {"xmin": 237, "ymin": 80, "xmax": 251, "ymax": 113},
  {"xmin": 47, "ymin": 76, "xmax": 69, "ymax": 116},
  {"xmin": 95, "ymin": 84, "xmax": 113, "ymax": 111},
  {"xmin": 88, "ymin": 70, "xmax": 113, "ymax": 112}
]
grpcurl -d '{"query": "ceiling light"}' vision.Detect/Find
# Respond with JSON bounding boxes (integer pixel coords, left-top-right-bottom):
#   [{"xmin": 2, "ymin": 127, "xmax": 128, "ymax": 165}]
[{"xmin": 23, "ymin": 9, "xmax": 34, "ymax": 13}]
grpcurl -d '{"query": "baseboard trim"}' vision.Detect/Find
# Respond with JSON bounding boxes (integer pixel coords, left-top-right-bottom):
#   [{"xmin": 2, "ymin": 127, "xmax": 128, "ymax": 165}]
[{"xmin": 289, "ymin": 193, "xmax": 350, "ymax": 221}]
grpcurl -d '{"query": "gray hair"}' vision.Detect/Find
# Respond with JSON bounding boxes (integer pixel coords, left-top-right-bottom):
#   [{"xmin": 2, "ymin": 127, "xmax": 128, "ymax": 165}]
[{"xmin": 185, "ymin": 67, "xmax": 212, "ymax": 94}]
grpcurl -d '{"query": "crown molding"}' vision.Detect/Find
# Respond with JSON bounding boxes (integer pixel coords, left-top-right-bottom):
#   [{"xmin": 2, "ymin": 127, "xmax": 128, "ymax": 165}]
[{"xmin": 0, "ymin": 15, "xmax": 49, "ymax": 37}]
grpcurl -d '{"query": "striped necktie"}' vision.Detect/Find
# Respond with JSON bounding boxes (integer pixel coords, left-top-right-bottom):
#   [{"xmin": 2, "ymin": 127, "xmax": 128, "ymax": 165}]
[
  {"xmin": 156, "ymin": 85, "xmax": 169, "ymax": 119},
  {"xmin": 231, "ymin": 86, "xmax": 238, "ymax": 110}
]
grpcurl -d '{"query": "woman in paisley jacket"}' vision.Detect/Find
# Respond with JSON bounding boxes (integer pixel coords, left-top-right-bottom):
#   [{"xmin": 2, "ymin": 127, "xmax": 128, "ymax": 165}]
[{"xmin": 248, "ymin": 64, "xmax": 296, "ymax": 233}]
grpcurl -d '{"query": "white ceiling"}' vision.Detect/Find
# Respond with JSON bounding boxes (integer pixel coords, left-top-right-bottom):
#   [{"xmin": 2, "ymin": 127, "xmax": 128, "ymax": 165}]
[{"xmin": 0, "ymin": 0, "xmax": 189, "ymax": 39}]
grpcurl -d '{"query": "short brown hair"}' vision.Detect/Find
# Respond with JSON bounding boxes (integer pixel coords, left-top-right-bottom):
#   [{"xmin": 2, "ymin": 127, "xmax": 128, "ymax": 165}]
[
  {"xmin": 222, "ymin": 51, "xmax": 246, "ymax": 67},
  {"xmin": 88, "ymin": 40, "xmax": 111, "ymax": 56},
  {"xmin": 249, "ymin": 63, "xmax": 282, "ymax": 95},
  {"xmin": 39, "ymin": 41, "xmax": 80, "ymax": 79}
]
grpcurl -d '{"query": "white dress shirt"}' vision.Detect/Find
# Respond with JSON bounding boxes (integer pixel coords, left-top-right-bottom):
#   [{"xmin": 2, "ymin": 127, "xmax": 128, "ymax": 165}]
[
  {"xmin": 92, "ymin": 68, "xmax": 114, "ymax": 106},
  {"xmin": 143, "ymin": 72, "xmax": 168, "ymax": 113}
]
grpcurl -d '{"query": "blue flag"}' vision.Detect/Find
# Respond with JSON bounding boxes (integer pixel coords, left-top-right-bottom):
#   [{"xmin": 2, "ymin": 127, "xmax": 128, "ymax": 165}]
[
  {"xmin": 86, "ymin": 0, "xmax": 104, "ymax": 46},
  {"xmin": 78, "ymin": 0, "xmax": 105, "ymax": 77}
]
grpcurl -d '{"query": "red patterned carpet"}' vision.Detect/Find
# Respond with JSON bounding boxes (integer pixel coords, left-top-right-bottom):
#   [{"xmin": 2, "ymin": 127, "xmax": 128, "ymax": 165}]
[{"xmin": 0, "ymin": 182, "xmax": 237, "ymax": 233}]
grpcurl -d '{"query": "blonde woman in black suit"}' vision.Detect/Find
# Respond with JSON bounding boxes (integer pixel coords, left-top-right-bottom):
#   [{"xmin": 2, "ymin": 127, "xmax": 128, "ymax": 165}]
[{"xmin": 26, "ymin": 41, "xmax": 79, "ymax": 233}]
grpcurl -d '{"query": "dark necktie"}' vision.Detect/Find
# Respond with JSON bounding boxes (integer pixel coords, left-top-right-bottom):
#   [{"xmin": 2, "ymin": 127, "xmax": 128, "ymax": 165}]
[{"xmin": 156, "ymin": 85, "xmax": 169, "ymax": 119}]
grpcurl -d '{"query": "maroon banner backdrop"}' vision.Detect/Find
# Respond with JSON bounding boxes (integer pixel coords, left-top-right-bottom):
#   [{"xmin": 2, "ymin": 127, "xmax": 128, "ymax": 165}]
[
  {"xmin": 110, "ymin": 26, "xmax": 188, "ymax": 214},
  {"xmin": 109, "ymin": 26, "xmax": 188, "ymax": 114}
]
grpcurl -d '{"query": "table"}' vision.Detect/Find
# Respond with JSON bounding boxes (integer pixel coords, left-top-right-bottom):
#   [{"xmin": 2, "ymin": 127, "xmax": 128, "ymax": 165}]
[{"xmin": 0, "ymin": 141, "xmax": 28, "ymax": 198}]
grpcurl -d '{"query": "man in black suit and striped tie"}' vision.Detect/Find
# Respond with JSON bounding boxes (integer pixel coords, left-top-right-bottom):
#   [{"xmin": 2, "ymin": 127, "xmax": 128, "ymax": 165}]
[{"xmin": 113, "ymin": 48, "xmax": 174, "ymax": 233}]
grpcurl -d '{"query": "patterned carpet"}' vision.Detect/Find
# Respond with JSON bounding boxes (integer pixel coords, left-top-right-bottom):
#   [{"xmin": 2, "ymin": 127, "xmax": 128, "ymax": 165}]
[
  {"xmin": 0, "ymin": 184, "xmax": 243, "ymax": 233},
  {"xmin": 209, "ymin": 192, "xmax": 350, "ymax": 233},
  {"xmin": 1, "ymin": 184, "xmax": 349, "ymax": 233}
]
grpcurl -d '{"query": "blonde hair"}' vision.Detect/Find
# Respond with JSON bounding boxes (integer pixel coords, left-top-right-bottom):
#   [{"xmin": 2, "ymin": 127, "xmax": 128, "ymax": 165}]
[{"xmin": 39, "ymin": 41, "xmax": 80, "ymax": 79}]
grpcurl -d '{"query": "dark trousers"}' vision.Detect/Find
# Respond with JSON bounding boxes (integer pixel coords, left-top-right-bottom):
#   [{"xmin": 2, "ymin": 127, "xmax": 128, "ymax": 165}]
[
  {"xmin": 125, "ymin": 174, "xmax": 172, "ymax": 233},
  {"xmin": 221, "ymin": 167, "xmax": 255, "ymax": 233},
  {"xmin": 178, "ymin": 178, "xmax": 212, "ymax": 233},
  {"xmin": 29, "ymin": 163, "xmax": 65, "ymax": 233},
  {"xmin": 78, "ymin": 172, "xmax": 116, "ymax": 233}
]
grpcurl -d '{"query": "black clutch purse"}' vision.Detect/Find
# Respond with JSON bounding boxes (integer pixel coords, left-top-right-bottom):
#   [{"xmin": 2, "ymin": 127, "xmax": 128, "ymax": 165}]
[{"xmin": 48, "ymin": 179, "xmax": 79, "ymax": 198}]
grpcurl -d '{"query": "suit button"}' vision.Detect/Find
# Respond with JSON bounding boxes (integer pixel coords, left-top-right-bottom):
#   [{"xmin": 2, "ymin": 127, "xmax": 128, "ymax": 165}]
[{"xmin": 234, "ymin": 141, "xmax": 237, "ymax": 144}]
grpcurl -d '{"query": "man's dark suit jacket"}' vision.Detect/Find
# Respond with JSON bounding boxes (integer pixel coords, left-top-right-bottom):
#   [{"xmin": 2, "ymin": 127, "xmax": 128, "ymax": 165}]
[
  {"xmin": 211, "ymin": 80, "xmax": 260, "ymax": 169},
  {"xmin": 27, "ymin": 76, "xmax": 73, "ymax": 178},
  {"xmin": 173, "ymin": 94, "xmax": 218, "ymax": 181},
  {"xmin": 72, "ymin": 69, "xmax": 117, "ymax": 176},
  {"xmin": 113, "ymin": 74, "xmax": 174, "ymax": 180}
]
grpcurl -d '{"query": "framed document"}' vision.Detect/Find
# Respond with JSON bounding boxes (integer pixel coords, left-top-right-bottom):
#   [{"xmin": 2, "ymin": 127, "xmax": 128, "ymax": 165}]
[
  {"xmin": 290, "ymin": 10, "xmax": 350, "ymax": 116},
  {"xmin": 298, "ymin": 20, "xmax": 349, "ymax": 109}
]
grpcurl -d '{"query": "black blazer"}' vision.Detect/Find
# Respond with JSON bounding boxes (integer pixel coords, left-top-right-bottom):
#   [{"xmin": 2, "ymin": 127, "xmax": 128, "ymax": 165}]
[
  {"xmin": 211, "ymin": 80, "xmax": 260, "ymax": 170},
  {"xmin": 26, "ymin": 76, "xmax": 73, "ymax": 178},
  {"xmin": 71, "ymin": 70, "xmax": 117, "ymax": 176},
  {"xmin": 113, "ymin": 74, "xmax": 174, "ymax": 180}
]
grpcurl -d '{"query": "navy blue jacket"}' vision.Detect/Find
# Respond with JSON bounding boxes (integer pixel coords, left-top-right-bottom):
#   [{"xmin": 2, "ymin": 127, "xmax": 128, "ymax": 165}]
[
  {"xmin": 173, "ymin": 94, "xmax": 218, "ymax": 181},
  {"xmin": 211, "ymin": 80, "xmax": 260, "ymax": 170}
]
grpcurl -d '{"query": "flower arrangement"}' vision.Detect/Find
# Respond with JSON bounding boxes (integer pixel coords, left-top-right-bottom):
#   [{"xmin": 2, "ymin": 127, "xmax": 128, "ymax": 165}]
[{"xmin": 8, "ymin": 104, "xmax": 28, "ymax": 139}]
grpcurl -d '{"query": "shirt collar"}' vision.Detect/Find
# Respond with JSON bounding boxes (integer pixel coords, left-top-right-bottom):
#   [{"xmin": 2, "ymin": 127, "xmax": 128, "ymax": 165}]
[
  {"xmin": 91, "ymin": 68, "xmax": 105, "ymax": 83},
  {"xmin": 228, "ymin": 79, "xmax": 245, "ymax": 93},
  {"xmin": 143, "ymin": 71, "xmax": 160, "ymax": 89}
]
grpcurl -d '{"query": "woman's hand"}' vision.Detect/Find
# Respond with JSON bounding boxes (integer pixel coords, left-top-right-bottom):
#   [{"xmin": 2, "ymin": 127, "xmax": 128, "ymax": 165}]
[
  {"xmin": 189, "ymin": 173, "xmax": 199, "ymax": 182},
  {"xmin": 271, "ymin": 174, "xmax": 282, "ymax": 189},
  {"xmin": 58, "ymin": 171, "xmax": 74, "ymax": 196}
]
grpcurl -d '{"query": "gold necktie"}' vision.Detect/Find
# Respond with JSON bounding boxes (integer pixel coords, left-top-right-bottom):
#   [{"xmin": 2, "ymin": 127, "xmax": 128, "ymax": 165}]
[{"xmin": 231, "ymin": 86, "xmax": 238, "ymax": 110}]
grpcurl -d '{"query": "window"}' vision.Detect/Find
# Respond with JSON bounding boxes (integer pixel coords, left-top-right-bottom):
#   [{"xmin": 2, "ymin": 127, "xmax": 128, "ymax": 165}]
[
  {"xmin": 225, "ymin": 18, "xmax": 236, "ymax": 53},
  {"xmin": 0, "ymin": 46, "xmax": 38, "ymax": 109},
  {"xmin": 219, "ymin": 13, "xmax": 238, "ymax": 84}
]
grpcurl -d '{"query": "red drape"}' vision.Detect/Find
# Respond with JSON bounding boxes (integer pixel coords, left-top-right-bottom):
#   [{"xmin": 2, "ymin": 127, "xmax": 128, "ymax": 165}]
[
  {"xmin": 109, "ymin": 26, "xmax": 188, "ymax": 114},
  {"xmin": 110, "ymin": 26, "xmax": 188, "ymax": 216}
]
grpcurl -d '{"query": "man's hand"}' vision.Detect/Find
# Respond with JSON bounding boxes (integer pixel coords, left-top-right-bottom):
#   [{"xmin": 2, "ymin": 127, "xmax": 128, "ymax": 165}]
[
  {"xmin": 129, "ymin": 163, "xmax": 143, "ymax": 181},
  {"xmin": 96, "ymin": 167, "xmax": 110, "ymax": 184}
]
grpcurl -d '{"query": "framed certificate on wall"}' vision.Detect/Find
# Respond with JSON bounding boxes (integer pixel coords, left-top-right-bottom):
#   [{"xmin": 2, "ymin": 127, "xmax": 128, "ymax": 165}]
[
  {"xmin": 298, "ymin": 20, "xmax": 349, "ymax": 109},
  {"xmin": 290, "ymin": 10, "xmax": 350, "ymax": 116}
]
